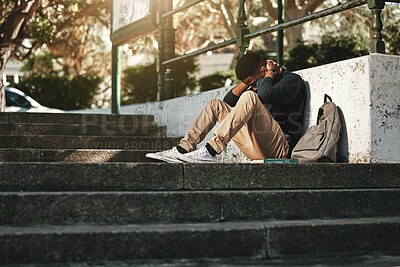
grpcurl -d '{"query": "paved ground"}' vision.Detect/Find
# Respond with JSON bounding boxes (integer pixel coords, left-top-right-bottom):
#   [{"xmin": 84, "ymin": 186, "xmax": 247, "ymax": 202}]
[{"xmin": 3, "ymin": 255, "xmax": 400, "ymax": 267}]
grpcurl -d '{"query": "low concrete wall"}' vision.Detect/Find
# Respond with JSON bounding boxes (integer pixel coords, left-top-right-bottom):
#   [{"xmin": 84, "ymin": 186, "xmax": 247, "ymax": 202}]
[
  {"xmin": 83, "ymin": 54, "xmax": 400, "ymax": 163},
  {"xmin": 296, "ymin": 54, "xmax": 400, "ymax": 163}
]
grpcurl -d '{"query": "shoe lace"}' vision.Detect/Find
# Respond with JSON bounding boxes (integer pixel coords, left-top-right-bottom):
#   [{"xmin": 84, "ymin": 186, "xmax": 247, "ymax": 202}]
[
  {"xmin": 188, "ymin": 148, "xmax": 207, "ymax": 158},
  {"xmin": 162, "ymin": 147, "xmax": 177, "ymax": 156}
]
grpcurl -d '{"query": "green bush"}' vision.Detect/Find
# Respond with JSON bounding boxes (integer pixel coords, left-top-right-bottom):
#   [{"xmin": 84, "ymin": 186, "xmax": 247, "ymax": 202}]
[
  {"xmin": 13, "ymin": 75, "xmax": 102, "ymax": 110},
  {"xmin": 384, "ymin": 23, "xmax": 400, "ymax": 55},
  {"xmin": 122, "ymin": 58, "xmax": 198, "ymax": 104},
  {"xmin": 198, "ymin": 70, "xmax": 238, "ymax": 92},
  {"xmin": 284, "ymin": 35, "xmax": 369, "ymax": 71}
]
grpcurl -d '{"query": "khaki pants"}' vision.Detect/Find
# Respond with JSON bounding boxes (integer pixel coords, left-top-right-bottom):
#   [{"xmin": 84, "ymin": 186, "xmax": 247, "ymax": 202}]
[{"xmin": 178, "ymin": 91, "xmax": 289, "ymax": 160}]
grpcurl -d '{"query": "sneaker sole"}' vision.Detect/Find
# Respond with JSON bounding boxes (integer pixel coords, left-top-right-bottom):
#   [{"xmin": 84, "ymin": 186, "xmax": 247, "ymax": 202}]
[
  {"xmin": 176, "ymin": 155, "xmax": 216, "ymax": 164},
  {"xmin": 145, "ymin": 153, "xmax": 183, "ymax": 164}
]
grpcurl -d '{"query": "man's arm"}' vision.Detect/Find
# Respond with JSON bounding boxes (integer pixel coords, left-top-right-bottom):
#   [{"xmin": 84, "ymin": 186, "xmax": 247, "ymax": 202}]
[
  {"xmin": 257, "ymin": 72, "xmax": 304, "ymax": 105},
  {"xmin": 223, "ymin": 82, "xmax": 251, "ymax": 107},
  {"xmin": 231, "ymin": 82, "xmax": 251, "ymax": 96}
]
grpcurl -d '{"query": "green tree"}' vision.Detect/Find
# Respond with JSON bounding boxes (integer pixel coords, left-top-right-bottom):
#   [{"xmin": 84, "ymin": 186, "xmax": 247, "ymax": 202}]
[
  {"xmin": 122, "ymin": 58, "xmax": 198, "ymax": 104},
  {"xmin": 382, "ymin": 4, "xmax": 400, "ymax": 55},
  {"xmin": 0, "ymin": 0, "xmax": 41, "ymax": 111},
  {"xmin": 0, "ymin": 0, "xmax": 109, "ymax": 111},
  {"xmin": 199, "ymin": 70, "xmax": 238, "ymax": 92},
  {"xmin": 284, "ymin": 35, "xmax": 369, "ymax": 71},
  {"xmin": 13, "ymin": 74, "xmax": 102, "ymax": 110}
]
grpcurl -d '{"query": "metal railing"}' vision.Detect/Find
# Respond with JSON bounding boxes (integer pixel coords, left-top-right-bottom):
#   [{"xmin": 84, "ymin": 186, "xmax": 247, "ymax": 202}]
[{"xmin": 111, "ymin": 0, "xmax": 396, "ymax": 114}]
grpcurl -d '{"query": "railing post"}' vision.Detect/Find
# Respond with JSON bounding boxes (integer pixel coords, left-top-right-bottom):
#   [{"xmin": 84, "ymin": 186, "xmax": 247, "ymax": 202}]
[
  {"xmin": 164, "ymin": 0, "xmax": 175, "ymax": 99},
  {"xmin": 277, "ymin": 0, "xmax": 284, "ymax": 65},
  {"xmin": 157, "ymin": 0, "xmax": 165, "ymax": 101},
  {"xmin": 238, "ymin": 0, "xmax": 250, "ymax": 57},
  {"xmin": 111, "ymin": 45, "xmax": 121, "ymax": 114},
  {"xmin": 368, "ymin": 0, "xmax": 385, "ymax": 54}
]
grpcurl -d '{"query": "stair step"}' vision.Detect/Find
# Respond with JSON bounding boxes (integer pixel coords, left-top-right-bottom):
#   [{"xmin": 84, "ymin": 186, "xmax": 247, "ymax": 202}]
[
  {"xmin": 7, "ymin": 255, "xmax": 400, "ymax": 267},
  {"xmin": 0, "ymin": 136, "xmax": 180, "ymax": 149},
  {"xmin": 0, "ymin": 217, "xmax": 399, "ymax": 264},
  {"xmin": 0, "ymin": 149, "xmax": 158, "ymax": 162},
  {"xmin": 1, "ymin": 189, "xmax": 399, "ymax": 226},
  {"xmin": 0, "ymin": 163, "xmax": 398, "ymax": 192},
  {"xmin": 1, "ymin": 111, "xmax": 398, "ymax": 267},
  {"xmin": 0, "ymin": 112, "xmax": 155, "ymax": 125},
  {"xmin": 0, "ymin": 123, "xmax": 166, "ymax": 137},
  {"xmin": 0, "ymin": 163, "xmax": 182, "ymax": 191},
  {"xmin": 183, "ymin": 163, "xmax": 400, "ymax": 190}
]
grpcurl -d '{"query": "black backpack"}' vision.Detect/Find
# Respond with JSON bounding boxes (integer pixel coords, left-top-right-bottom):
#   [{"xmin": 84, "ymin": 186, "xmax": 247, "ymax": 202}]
[{"xmin": 291, "ymin": 94, "xmax": 342, "ymax": 163}]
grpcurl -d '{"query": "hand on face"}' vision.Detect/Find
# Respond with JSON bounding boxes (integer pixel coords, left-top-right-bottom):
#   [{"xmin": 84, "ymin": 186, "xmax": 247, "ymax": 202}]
[
  {"xmin": 243, "ymin": 59, "xmax": 280, "ymax": 86},
  {"xmin": 266, "ymin": 59, "xmax": 280, "ymax": 73}
]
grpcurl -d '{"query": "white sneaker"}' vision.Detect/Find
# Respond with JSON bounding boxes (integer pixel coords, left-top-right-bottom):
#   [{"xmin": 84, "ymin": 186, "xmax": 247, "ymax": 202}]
[
  {"xmin": 145, "ymin": 147, "xmax": 183, "ymax": 163},
  {"xmin": 177, "ymin": 146, "xmax": 216, "ymax": 163}
]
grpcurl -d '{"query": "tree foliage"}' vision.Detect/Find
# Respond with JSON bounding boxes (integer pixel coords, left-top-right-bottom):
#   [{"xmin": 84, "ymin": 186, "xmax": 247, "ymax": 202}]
[
  {"xmin": 12, "ymin": 74, "xmax": 102, "ymax": 110},
  {"xmin": 0, "ymin": 0, "xmax": 110, "ymax": 111},
  {"xmin": 122, "ymin": 58, "xmax": 198, "ymax": 104},
  {"xmin": 382, "ymin": 4, "xmax": 400, "ymax": 55},
  {"xmin": 198, "ymin": 70, "xmax": 238, "ymax": 92},
  {"xmin": 284, "ymin": 35, "xmax": 369, "ymax": 71},
  {"xmin": 1, "ymin": 0, "xmax": 398, "ymax": 112},
  {"xmin": 0, "ymin": 0, "xmax": 41, "ymax": 111},
  {"xmin": 261, "ymin": 0, "xmax": 325, "ymax": 49},
  {"xmin": 136, "ymin": 0, "xmax": 328, "ymax": 56}
]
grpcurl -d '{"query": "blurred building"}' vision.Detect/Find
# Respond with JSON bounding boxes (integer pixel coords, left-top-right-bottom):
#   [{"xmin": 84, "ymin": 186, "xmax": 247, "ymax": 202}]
[{"xmin": 3, "ymin": 60, "xmax": 23, "ymax": 85}]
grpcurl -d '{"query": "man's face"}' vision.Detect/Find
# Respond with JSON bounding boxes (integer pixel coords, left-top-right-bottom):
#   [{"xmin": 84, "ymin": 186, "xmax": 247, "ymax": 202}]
[{"xmin": 242, "ymin": 66, "xmax": 265, "ymax": 87}]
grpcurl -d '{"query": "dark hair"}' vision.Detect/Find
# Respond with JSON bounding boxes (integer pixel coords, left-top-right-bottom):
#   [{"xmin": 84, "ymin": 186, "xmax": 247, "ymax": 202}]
[{"xmin": 235, "ymin": 52, "xmax": 266, "ymax": 81}]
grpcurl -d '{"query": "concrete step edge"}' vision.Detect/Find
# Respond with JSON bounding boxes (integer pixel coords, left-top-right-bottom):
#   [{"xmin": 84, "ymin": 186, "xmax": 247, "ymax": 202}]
[
  {"xmin": 0, "ymin": 217, "xmax": 399, "ymax": 263},
  {"xmin": 1, "ymin": 216, "xmax": 399, "ymax": 234},
  {"xmin": 1, "ymin": 190, "xmax": 400, "ymax": 225},
  {"xmin": 0, "ymin": 163, "xmax": 399, "ymax": 191},
  {"xmin": 0, "ymin": 149, "xmax": 157, "ymax": 163},
  {"xmin": 0, "ymin": 123, "xmax": 167, "ymax": 137},
  {"xmin": 0, "ymin": 113, "xmax": 156, "ymax": 125},
  {"xmin": 0, "ymin": 136, "xmax": 181, "ymax": 149}
]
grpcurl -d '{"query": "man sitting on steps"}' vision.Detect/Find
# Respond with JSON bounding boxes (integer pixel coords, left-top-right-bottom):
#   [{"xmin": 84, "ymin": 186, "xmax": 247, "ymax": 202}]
[{"xmin": 146, "ymin": 52, "xmax": 306, "ymax": 163}]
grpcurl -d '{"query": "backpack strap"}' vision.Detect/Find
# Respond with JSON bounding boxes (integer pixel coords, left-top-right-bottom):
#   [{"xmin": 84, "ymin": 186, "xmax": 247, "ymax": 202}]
[
  {"xmin": 324, "ymin": 94, "xmax": 332, "ymax": 103},
  {"xmin": 317, "ymin": 94, "xmax": 333, "ymax": 123}
]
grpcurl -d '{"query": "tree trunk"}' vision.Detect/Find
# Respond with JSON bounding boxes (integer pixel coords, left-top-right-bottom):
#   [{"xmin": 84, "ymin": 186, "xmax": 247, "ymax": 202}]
[
  {"xmin": 285, "ymin": 7, "xmax": 308, "ymax": 49},
  {"xmin": 0, "ymin": 0, "xmax": 41, "ymax": 111},
  {"xmin": 262, "ymin": 0, "xmax": 325, "ymax": 49},
  {"xmin": 0, "ymin": 79, "xmax": 4, "ymax": 112},
  {"xmin": 0, "ymin": 46, "xmax": 13, "ymax": 112}
]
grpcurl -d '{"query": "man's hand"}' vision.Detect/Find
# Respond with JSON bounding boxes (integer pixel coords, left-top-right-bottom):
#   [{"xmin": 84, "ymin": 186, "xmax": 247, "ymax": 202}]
[
  {"xmin": 267, "ymin": 59, "xmax": 279, "ymax": 71},
  {"xmin": 265, "ymin": 60, "xmax": 280, "ymax": 78}
]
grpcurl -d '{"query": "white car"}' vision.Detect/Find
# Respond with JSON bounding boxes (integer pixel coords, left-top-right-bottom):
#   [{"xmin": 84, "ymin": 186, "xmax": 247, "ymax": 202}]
[{"xmin": 5, "ymin": 87, "xmax": 64, "ymax": 113}]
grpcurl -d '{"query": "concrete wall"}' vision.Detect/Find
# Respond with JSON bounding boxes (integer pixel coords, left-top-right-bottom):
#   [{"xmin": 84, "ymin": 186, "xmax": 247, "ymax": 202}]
[
  {"xmin": 82, "ymin": 54, "xmax": 400, "ymax": 163},
  {"xmin": 296, "ymin": 54, "xmax": 400, "ymax": 163}
]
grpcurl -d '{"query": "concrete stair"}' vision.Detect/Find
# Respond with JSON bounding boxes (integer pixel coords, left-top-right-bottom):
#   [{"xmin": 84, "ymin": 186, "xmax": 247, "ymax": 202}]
[
  {"xmin": 0, "ymin": 112, "xmax": 399, "ymax": 265},
  {"xmin": 0, "ymin": 112, "xmax": 178, "ymax": 163}
]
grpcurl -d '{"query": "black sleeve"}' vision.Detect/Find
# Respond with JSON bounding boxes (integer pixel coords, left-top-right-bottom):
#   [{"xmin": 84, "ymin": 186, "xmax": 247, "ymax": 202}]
[{"xmin": 223, "ymin": 89, "xmax": 240, "ymax": 107}]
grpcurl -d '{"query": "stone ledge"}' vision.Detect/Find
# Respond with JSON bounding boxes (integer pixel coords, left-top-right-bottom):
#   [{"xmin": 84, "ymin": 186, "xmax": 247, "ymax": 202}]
[
  {"xmin": 0, "ymin": 136, "xmax": 180, "ymax": 149},
  {"xmin": 0, "ymin": 149, "xmax": 157, "ymax": 163},
  {"xmin": 1, "ymin": 189, "xmax": 399, "ymax": 225},
  {"xmin": 0, "ymin": 217, "xmax": 399, "ymax": 263},
  {"xmin": 4, "ymin": 112, "xmax": 155, "ymax": 125},
  {"xmin": 0, "ymin": 163, "xmax": 399, "ymax": 191},
  {"xmin": 0, "ymin": 123, "xmax": 166, "ymax": 137}
]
